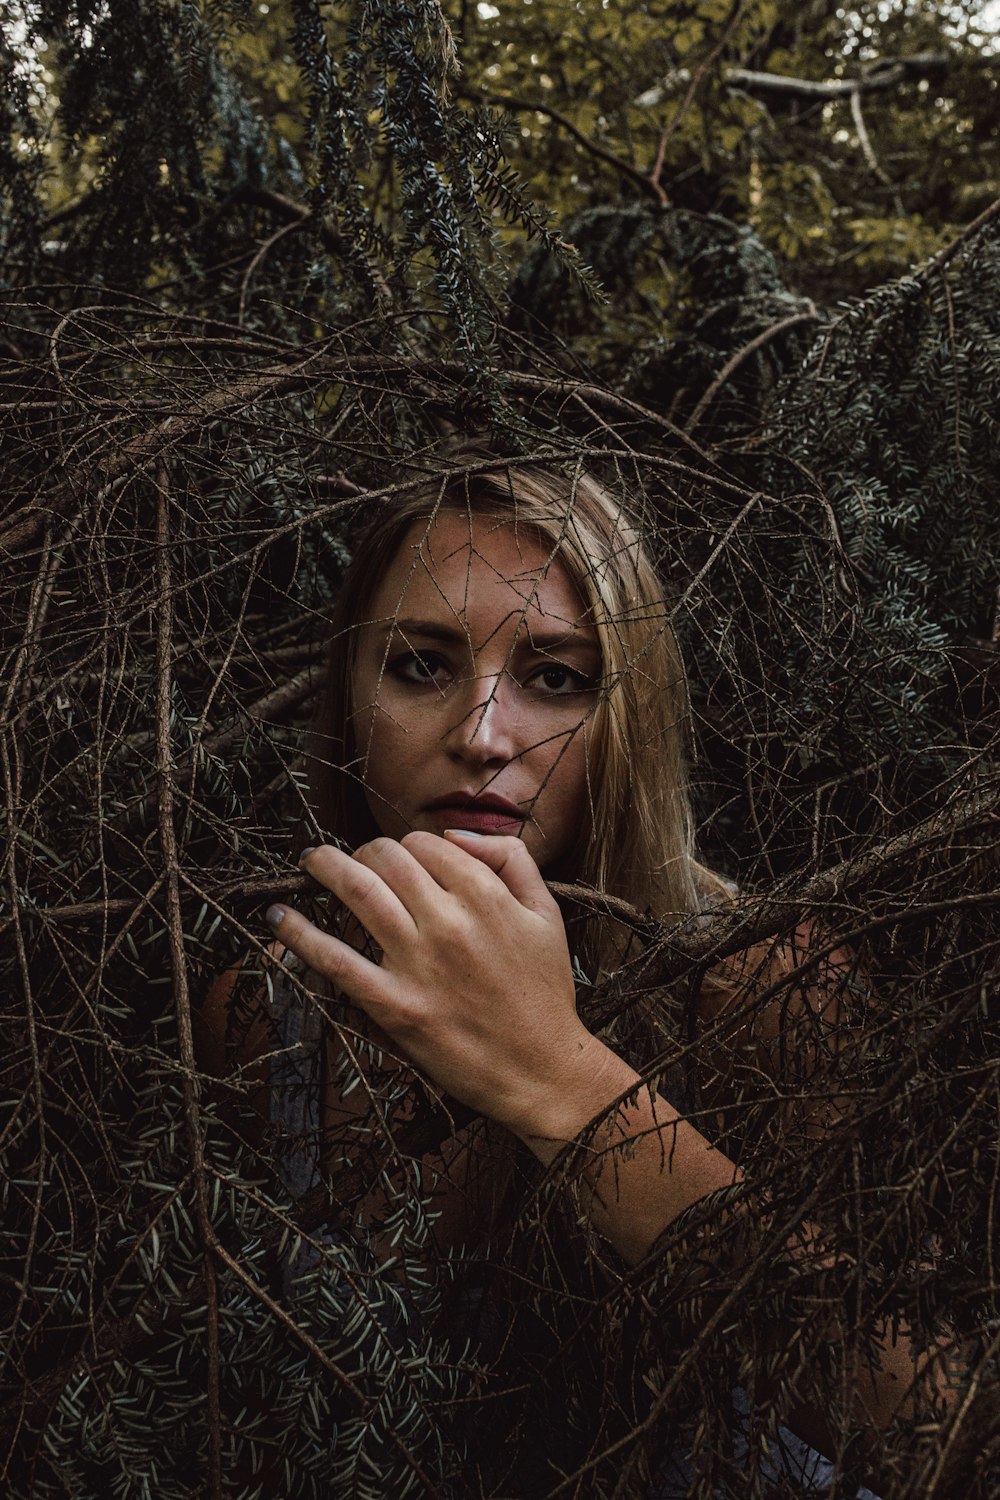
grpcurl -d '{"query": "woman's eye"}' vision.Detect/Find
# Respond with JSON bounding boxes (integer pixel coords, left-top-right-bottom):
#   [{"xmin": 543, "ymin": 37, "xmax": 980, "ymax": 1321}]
[
  {"xmin": 389, "ymin": 650, "xmax": 450, "ymax": 687},
  {"xmin": 529, "ymin": 663, "xmax": 597, "ymax": 695}
]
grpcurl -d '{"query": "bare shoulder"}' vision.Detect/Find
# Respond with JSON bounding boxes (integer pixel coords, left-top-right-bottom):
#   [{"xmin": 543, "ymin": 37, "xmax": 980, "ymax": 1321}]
[{"xmin": 694, "ymin": 917, "xmax": 872, "ymax": 1137}]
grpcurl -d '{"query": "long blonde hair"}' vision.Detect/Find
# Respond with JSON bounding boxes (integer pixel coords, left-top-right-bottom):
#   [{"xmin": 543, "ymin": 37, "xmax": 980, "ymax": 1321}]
[{"xmin": 308, "ymin": 447, "xmax": 719, "ymax": 968}]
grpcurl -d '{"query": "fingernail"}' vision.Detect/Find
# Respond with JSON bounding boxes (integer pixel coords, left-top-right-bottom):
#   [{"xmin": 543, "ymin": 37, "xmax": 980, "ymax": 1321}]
[
  {"xmin": 265, "ymin": 904, "xmax": 286, "ymax": 927},
  {"xmin": 298, "ymin": 846, "xmax": 318, "ymax": 864},
  {"xmin": 444, "ymin": 828, "xmax": 485, "ymax": 838}
]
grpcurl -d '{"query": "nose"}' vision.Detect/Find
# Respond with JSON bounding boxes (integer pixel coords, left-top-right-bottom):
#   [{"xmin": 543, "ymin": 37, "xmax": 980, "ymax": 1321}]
[{"xmin": 443, "ymin": 672, "xmax": 520, "ymax": 767}]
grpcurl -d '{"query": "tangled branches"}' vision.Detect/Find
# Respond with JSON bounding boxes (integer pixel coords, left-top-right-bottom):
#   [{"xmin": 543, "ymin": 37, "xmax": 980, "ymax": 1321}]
[{"xmin": 1, "ymin": 223, "xmax": 999, "ymax": 1499}]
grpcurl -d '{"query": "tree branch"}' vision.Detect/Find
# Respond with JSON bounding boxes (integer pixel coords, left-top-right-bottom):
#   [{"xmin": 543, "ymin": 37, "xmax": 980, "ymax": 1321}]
[
  {"xmin": 0, "ymin": 359, "xmax": 733, "ymax": 561},
  {"xmin": 635, "ymin": 52, "xmax": 993, "ymax": 108},
  {"xmin": 7, "ymin": 780, "xmax": 995, "ymax": 966},
  {"xmin": 916, "ymin": 195, "xmax": 1000, "ymax": 281},
  {"xmin": 461, "ymin": 87, "xmax": 668, "ymax": 204},
  {"xmin": 685, "ymin": 305, "xmax": 818, "ymax": 433},
  {"xmin": 0, "ymin": 353, "xmax": 331, "ymax": 556},
  {"xmin": 153, "ymin": 470, "xmax": 223, "ymax": 1500},
  {"xmin": 586, "ymin": 776, "xmax": 1000, "ymax": 1027}
]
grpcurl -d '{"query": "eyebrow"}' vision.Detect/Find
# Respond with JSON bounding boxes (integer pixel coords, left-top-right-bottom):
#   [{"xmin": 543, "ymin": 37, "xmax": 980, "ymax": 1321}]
[{"xmin": 382, "ymin": 616, "xmax": 600, "ymax": 652}]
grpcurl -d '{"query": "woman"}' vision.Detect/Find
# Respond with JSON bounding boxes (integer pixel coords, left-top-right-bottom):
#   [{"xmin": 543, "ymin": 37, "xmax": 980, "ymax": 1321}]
[{"xmin": 205, "ymin": 447, "xmax": 956, "ymax": 1493}]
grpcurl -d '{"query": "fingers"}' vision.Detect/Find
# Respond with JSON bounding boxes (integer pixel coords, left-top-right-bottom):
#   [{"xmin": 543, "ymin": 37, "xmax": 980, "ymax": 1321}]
[
  {"xmin": 352, "ymin": 836, "xmax": 453, "ymax": 924},
  {"xmin": 264, "ymin": 904, "xmax": 389, "ymax": 1013},
  {"xmin": 396, "ymin": 828, "xmax": 505, "ymax": 898},
  {"xmin": 299, "ymin": 842, "xmax": 417, "ymax": 949},
  {"xmin": 297, "ymin": 833, "xmax": 557, "ymax": 938},
  {"xmin": 440, "ymin": 829, "xmax": 557, "ymax": 916}
]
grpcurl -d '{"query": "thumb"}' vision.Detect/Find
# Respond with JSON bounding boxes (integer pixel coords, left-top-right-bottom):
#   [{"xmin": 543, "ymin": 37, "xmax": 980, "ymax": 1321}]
[{"xmin": 442, "ymin": 830, "xmax": 557, "ymax": 916}]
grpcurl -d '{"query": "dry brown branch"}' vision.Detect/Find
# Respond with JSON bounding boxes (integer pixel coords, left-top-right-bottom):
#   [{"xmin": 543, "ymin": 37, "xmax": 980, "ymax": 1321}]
[
  {"xmin": 588, "ymin": 776, "xmax": 1000, "ymax": 1025},
  {"xmin": 6, "ymin": 776, "xmax": 995, "ymax": 970},
  {"xmin": 0, "ymin": 358, "xmax": 731, "ymax": 563},
  {"xmin": 4, "ymin": 255, "xmax": 998, "ymax": 1495},
  {"xmin": 93, "ymin": 663, "xmax": 320, "ymax": 843},
  {"xmin": 153, "ymin": 471, "xmax": 223, "ymax": 1500},
  {"xmin": 0, "ymin": 351, "xmax": 333, "ymax": 555},
  {"xmin": 649, "ymin": 0, "xmax": 755, "ymax": 195}
]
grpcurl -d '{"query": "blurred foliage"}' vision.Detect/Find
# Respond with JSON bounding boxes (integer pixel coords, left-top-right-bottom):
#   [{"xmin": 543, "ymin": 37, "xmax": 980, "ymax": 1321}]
[{"xmin": 451, "ymin": 0, "xmax": 997, "ymax": 292}]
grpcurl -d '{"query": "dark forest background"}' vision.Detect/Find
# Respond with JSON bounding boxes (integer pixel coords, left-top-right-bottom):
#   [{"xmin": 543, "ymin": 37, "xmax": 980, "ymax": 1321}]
[{"xmin": 1, "ymin": 2, "xmax": 999, "ymax": 1497}]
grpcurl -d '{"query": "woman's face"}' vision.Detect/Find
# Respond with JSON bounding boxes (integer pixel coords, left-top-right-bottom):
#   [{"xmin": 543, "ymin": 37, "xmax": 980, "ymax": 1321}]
[{"xmin": 350, "ymin": 510, "xmax": 601, "ymax": 871}]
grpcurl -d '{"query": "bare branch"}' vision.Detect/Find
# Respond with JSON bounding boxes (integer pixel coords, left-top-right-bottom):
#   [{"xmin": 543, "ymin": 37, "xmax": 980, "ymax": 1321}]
[
  {"xmin": 153, "ymin": 470, "xmax": 223, "ymax": 1500},
  {"xmin": 635, "ymin": 52, "xmax": 995, "ymax": 108}
]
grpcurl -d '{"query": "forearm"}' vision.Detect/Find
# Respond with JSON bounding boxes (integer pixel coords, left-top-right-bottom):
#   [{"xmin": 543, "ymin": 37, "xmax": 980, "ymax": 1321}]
[
  {"xmin": 512, "ymin": 1048, "xmax": 740, "ymax": 1265},
  {"xmin": 511, "ymin": 1048, "xmax": 963, "ymax": 1459}
]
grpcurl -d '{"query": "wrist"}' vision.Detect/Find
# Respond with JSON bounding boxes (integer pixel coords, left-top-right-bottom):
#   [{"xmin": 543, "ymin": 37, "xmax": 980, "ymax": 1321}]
[{"xmin": 507, "ymin": 1035, "xmax": 643, "ymax": 1163}]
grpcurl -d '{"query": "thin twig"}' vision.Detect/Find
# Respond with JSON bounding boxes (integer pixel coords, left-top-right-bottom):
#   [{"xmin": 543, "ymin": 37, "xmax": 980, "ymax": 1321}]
[
  {"xmin": 153, "ymin": 469, "xmax": 222, "ymax": 1500},
  {"xmin": 104, "ymin": 663, "xmax": 319, "ymax": 840},
  {"xmin": 463, "ymin": 86, "xmax": 668, "ymax": 204},
  {"xmin": 686, "ymin": 306, "xmax": 818, "ymax": 433},
  {"xmin": 0, "ymin": 357, "xmax": 738, "ymax": 565},
  {"xmin": 0, "ymin": 347, "xmax": 337, "ymax": 555},
  {"xmin": 648, "ymin": 0, "xmax": 753, "ymax": 196},
  {"xmin": 915, "ymin": 195, "xmax": 1000, "ymax": 282},
  {"xmin": 239, "ymin": 217, "xmax": 304, "ymax": 328},
  {"xmin": 586, "ymin": 777, "xmax": 1000, "ymax": 1027},
  {"xmin": 7, "ymin": 778, "xmax": 997, "ymax": 983}
]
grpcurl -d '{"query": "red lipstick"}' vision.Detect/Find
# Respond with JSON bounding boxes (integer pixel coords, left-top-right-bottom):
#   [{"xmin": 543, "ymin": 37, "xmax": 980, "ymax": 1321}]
[{"xmin": 424, "ymin": 791, "xmax": 526, "ymax": 834}]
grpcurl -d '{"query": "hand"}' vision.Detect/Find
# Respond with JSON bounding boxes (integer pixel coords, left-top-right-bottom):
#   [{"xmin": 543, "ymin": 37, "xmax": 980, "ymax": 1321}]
[{"xmin": 266, "ymin": 831, "xmax": 624, "ymax": 1141}]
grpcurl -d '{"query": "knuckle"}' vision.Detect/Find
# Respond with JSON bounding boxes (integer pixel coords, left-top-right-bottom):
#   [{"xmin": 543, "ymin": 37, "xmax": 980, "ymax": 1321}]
[
  {"xmin": 319, "ymin": 946, "xmax": 348, "ymax": 983},
  {"xmin": 400, "ymin": 830, "xmax": 435, "ymax": 855},
  {"xmin": 432, "ymin": 901, "xmax": 467, "ymax": 942},
  {"xmin": 389, "ymin": 992, "xmax": 422, "ymax": 1029},
  {"xmin": 467, "ymin": 864, "xmax": 501, "ymax": 902},
  {"xmin": 347, "ymin": 863, "xmax": 381, "ymax": 904},
  {"xmin": 352, "ymin": 836, "xmax": 389, "ymax": 864}
]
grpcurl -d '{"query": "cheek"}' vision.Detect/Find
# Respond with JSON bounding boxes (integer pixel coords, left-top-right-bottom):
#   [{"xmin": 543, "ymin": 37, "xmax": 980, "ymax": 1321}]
[
  {"xmin": 350, "ymin": 681, "xmax": 426, "ymax": 792},
  {"xmin": 535, "ymin": 719, "xmax": 591, "ymax": 814}
]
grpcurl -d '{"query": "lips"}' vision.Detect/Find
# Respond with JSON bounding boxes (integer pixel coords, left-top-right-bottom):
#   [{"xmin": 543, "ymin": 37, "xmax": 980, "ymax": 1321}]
[{"xmin": 424, "ymin": 792, "xmax": 526, "ymax": 834}]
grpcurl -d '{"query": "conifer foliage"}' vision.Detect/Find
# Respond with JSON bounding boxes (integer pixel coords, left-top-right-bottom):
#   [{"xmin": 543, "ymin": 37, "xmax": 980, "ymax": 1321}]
[{"xmin": 1, "ymin": 3, "xmax": 998, "ymax": 1497}]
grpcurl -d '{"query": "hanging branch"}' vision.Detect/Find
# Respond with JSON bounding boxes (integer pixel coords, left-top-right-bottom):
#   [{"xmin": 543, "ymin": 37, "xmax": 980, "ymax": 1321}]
[
  {"xmin": 461, "ymin": 86, "xmax": 668, "ymax": 204},
  {"xmin": 685, "ymin": 305, "xmax": 818, "ymax": 433}
]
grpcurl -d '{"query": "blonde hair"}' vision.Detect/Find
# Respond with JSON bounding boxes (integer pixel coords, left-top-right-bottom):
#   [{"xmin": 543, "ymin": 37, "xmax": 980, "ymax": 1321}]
[{"xmin": 308, "ymin": 448, "xmax": 719, "ymax": 969}]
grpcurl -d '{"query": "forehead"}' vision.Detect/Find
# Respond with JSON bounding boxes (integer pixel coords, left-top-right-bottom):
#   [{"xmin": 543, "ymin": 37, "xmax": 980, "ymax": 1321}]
[{"xmin": 368, "ymin": 510, "xmax": 590, "ymax": 636}]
